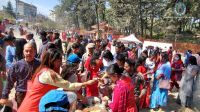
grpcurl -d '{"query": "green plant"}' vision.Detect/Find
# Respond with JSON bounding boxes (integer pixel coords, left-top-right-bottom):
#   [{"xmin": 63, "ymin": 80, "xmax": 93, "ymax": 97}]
[{"xmin": 152, "ymin": 32, "xmax": 165, "ymax": 39}]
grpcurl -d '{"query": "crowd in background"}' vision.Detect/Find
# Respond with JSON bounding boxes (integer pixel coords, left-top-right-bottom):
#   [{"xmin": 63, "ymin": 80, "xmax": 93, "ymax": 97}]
[{"xmin": 0, "ymin": 22, "xmax": 200, "ymax": 112}]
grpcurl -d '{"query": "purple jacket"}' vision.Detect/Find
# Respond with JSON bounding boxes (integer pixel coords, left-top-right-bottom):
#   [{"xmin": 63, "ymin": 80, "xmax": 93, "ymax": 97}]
[{"xmin": 1, "ymin": 58, "xmax": 40, "ymax": 99}]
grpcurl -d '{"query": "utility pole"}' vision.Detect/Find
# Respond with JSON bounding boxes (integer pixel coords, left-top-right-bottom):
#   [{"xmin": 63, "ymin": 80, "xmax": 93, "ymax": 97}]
[{"xmin": 139, "ymin": 0, "xmax": 143, "ymax": 37}]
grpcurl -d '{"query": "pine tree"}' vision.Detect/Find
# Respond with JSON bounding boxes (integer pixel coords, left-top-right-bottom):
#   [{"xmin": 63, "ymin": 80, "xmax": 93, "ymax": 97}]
[{"xmin": 3, "ymin": 1, "xmax": 16, "ymax": 18}]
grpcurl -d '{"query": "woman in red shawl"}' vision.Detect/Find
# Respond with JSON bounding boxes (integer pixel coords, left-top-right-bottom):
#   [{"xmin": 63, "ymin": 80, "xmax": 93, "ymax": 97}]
[
  {"xmin": 106, "ymin": 64, "xmax": 138, "ymax": 112},
  {"xmin": 136, "ymin": 56, "xmax": 150, "ymax": 109},
  {"xmin": 170, "ymin": 53, "xmax": 184, "ymax": 91}
]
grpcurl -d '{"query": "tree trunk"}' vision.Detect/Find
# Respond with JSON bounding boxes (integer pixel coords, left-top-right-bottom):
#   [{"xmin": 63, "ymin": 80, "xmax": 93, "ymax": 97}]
[
  {"xmin": 130, "ymin": 0, "xmax": 136, "ymax": 35},
  {"xmin": 76, "ymin": 14, "xmax": 80, "ymax": 28},
  {"xmin": 199, "ymin": 22, "xmax": 200, "ymax": 28},
  {"xmin": 150, "ymin": 16, "xmax": 154, "ymax": 38},
  {"xmin": 139, "ymin": 0, "xmax": 143, "ymax": 37},
  {"xmin": 179, "ymin": 20, "xmax": 182, "ymax": 32},
  {"xmin": 150, "ymin": 2, "xmax": 154, "ymax": 38},
  {"xmin": 145, "ymin": 10, "xmax": 147, "ymax": 36},
  {"xmin": 96, "ymin": 2, "xmax": 100, "ymax": 39},
  {"xmin": 102, "ymin": 3, "xmax": 106, "ymax": 21}
]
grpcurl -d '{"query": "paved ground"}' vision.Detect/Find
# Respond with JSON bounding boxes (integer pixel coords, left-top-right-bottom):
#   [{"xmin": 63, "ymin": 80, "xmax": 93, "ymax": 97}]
[{"xmin": 6, "ymin": 29, "xmax": 200, "ymax": 112}]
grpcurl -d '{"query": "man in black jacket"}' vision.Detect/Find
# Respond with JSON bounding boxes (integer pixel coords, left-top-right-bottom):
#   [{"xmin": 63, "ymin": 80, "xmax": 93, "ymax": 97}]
[
  {"xmin": 15, "ymin": 38, "xmax": 27, "ymax": 61},
  {"xmin": 53, "ymin": 32, "xmax": 63, "ymax": 53}
]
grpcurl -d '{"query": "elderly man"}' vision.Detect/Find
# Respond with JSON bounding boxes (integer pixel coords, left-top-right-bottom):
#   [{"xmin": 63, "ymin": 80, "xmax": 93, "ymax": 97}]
[
  {"xmin": 78, "ymin": 43, "xmax": 95, "ymax": 72},
  {"xmin": 0, "ymin": 43, "xmax": 40, "ymax": 108}
]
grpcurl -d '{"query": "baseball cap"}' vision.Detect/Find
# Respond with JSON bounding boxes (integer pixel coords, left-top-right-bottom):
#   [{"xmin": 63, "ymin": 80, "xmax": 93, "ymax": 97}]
[
  {"xmin": 39, "ymin": 90, "xmax": 70, "ymax": 112},
  {"xmin": 67, "ymin": 54, "xmax": 81, "ymax": 63}
]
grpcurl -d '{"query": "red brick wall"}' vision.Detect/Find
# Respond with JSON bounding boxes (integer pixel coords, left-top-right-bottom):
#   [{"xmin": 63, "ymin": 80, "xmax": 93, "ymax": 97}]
[{"xmin": 173, "ymin": 42, "xmax": 200, "ymax": 53}]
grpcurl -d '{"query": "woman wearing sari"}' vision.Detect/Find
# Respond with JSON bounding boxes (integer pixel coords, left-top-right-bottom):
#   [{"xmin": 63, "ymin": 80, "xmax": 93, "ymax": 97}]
[{"xmin": 150, "ymin": 52, "xmax": 171, "ymax": 111}]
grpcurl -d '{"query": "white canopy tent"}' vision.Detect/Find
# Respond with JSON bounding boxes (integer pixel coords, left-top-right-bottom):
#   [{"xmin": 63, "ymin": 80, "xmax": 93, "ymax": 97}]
[
  {"xmin": 143, "ymin": 41, "xmax": 173, "ymax": 52},
  {"xmin": 118, "ymin": 34, "xmax": 142, "ymax": 43},
  {"xmin": 16, "ymin": 19, "xmax": 24, "ymax": 23}
]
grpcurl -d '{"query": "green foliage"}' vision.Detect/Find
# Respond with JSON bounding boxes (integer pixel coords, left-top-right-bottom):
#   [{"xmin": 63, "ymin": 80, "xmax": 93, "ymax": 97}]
[
  {"xmin": 183, "ymin": 30, "xmax": 194, "ymax": 35},
  {"xmin": 177, "ymin": 36, "xmax": 198, "ymax": 44},
  {"xmin": 0, "ymin": 10, "xmax": 15, "ymax": 21},
  {"xmin": 52, "ymin": 0, "xmax": 200, "ymax": 43},
  {"xmin": 3, "ymin": 1, "xmax": 15, "ymax": 18},
  {"xmin": 77, "ymin": 1, "xmax": 97, "ymax": 29},
  {"xmin": 53, "ymin": 0, "xmax": 101, "ymax": 29},
  {"xmin": 152, "ymin": 32, "xmax": 165, "ymax": 39},
  {"xmin": 107, "ymin": 0, "xmax": 133, "ymax": 27}
]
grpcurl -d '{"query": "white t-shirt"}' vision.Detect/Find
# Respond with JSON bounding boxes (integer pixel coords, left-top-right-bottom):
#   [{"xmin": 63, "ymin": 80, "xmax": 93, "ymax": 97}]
[{"xmin": 103, "ymin": 59, "xmax": 115, "ymax": 68}]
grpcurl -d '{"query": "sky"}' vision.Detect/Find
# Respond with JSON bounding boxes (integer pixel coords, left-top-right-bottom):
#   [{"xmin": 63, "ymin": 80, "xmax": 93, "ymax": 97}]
[{"xmin": 0, "ymin": 0, "xmax": 59, "ymax": 16}]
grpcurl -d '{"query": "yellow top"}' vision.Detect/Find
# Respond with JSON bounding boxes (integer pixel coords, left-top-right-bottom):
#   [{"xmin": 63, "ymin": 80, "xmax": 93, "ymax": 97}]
[{"xmin": 38, "ymin": 69, "xmax": 82, "ymax": 91}]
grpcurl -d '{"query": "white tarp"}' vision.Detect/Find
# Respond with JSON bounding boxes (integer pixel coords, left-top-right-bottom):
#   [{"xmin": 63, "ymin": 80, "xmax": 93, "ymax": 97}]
[
  {"xmin": 119, "ymin": 34, "xmax": 142, "ymax": 43},
  {"xmin": 143, "ymin": 41, "xmax": 173, "ymax": 51},
  {"xmin": 16, "ymin": 19, "xmax": 24, "ymax": 22}
]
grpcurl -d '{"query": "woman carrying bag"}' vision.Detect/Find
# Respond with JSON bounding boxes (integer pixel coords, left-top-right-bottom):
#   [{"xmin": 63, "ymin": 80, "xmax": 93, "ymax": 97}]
[{"xmin": 150, "ymin": 52, "xmax": 172, "ymax": 111}]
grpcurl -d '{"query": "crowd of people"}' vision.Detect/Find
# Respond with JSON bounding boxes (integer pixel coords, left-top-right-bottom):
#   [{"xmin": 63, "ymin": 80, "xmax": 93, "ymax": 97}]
[{"xmin": 0, "ymin": 23, "xmax": 200, "ymax": 112}]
